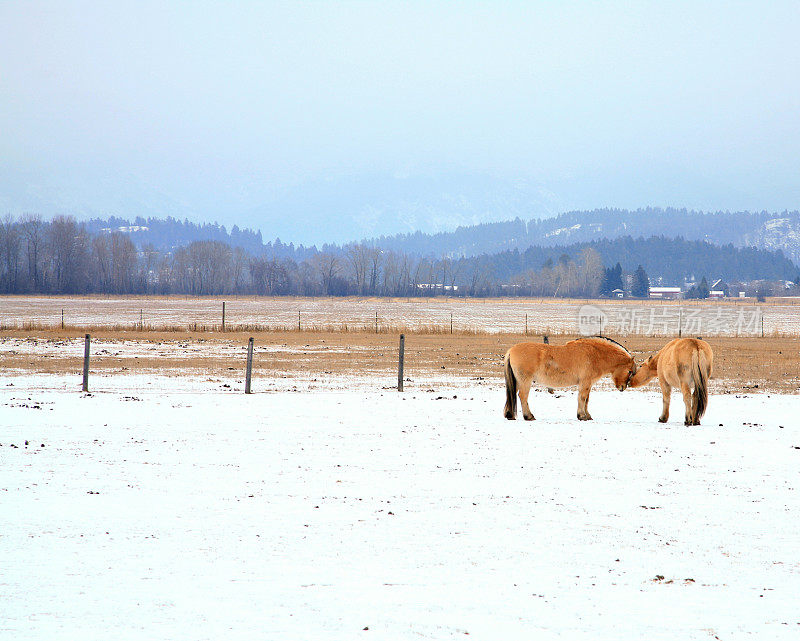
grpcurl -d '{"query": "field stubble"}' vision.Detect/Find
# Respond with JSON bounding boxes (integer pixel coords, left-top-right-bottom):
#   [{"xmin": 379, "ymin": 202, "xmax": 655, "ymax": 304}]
[
  {"xmin": 2, "ymin": 294, "xmax": 800, "ymax": 336},
  {"xmin": 1, "ymin": 328, "xmax": 798, "ymax": 394}
]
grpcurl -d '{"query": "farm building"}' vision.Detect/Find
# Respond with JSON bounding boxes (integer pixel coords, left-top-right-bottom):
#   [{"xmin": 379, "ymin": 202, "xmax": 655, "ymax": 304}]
[{"xmin": 649, "ymin": 286, "xmax": 682, "ymax": 299}]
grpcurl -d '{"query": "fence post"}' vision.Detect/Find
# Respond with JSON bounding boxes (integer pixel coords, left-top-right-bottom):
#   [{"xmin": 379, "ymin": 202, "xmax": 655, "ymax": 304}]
[
  {"xmin": 298, "ymin": 311, "xmax": 301, "ymax": 332},
  {"xmin": 82, "ymin": 334, "xmax": 90, "ymax": 392},
  {"xmin": 543, "ymin": 334, "xmax": 549, "ymax": 344},
  {"xmin": 222, "ymin": 301, "xmax": 226, "ymax": 332},
  {"xmin": 245, "ymin": 337, "xmax": 254, "ymax": 394},
  {"xmin": 450, "ymin": 312, "xmax": 453, "ymax": 334},
  {"xmin": 525, "ymin": 314, "xmax": 528, "ymax": 335},
  {"xmin": 398, "ymin": 334, "xmax": 405, "ymax": 391},
  {"xmin": 678, "ymin": 307, "xmax": 682, "ymax": 337},
  {"xmin": 376, "ymin": 311, "xmax": 378, "ymax": 334},
  {"xmin": 61, "ymin": 308, "xmax": 64, "ymax": 330}
]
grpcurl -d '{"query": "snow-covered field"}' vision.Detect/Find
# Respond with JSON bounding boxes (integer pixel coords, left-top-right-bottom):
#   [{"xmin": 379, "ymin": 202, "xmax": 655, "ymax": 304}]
[
  {"xmin": 2, "ymin": 374, "xmax": 800, "ymax": 640},
  {"xmin": 1, "ymin": 295, "xmax": 797, "ymax": 335}
]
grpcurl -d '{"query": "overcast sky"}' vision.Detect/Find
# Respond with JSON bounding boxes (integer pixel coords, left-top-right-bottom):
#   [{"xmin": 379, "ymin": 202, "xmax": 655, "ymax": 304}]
[{"xmin": 1, "ymin": 1, "xmax": 799, "ymax": 242}]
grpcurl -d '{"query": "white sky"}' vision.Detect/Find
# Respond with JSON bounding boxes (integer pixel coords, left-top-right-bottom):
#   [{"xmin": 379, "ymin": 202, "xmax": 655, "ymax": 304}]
[{"xmin": 1, "ymin": 1, "xmax": 799, "ymax": 237}]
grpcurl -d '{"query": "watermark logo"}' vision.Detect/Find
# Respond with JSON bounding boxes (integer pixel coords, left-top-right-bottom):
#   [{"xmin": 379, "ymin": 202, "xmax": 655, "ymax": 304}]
[
  {"xmin": 578, "ymin": 304, "xmax": 608, "ymax": 336},
  {"xmin": 576, "ymin": 305, "xmax": 764, "ymax": 336}
]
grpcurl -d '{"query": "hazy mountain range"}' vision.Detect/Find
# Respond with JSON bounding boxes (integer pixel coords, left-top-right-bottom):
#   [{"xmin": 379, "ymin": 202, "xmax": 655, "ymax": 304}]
[
  {"xmin": 80, "ymin": 207, "xmax": 800, "ymax": 270},
  {"xmin": 367, "ymin": 208, "xmax": 800, "ymax": 264},
  {"xmin": 1, "ymin": 170, "xmax": 562, "ymax": 245}
]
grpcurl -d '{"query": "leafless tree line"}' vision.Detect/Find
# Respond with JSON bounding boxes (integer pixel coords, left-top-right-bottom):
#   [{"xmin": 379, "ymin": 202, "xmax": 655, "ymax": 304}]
[
  {"xmin": 509, "ymin": 248, "xmax": 604, "ymax": 297},
  {"xmin": 0, "ymin": 215, "xmax": 507, "ymax": 296}
]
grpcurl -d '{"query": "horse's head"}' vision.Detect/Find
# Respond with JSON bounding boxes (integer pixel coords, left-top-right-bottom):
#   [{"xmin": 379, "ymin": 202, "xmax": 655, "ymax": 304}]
[
  {"xmin": 628, "ymin": 355, "xmax": 657, "ymax": 388},
  {"xmin": 612, "ymin": 356, "xmax": 637, "ymax": 391}
]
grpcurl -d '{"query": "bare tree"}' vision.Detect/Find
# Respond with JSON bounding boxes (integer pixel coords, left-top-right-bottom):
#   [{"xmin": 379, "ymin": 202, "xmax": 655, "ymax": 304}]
[
  {"xmin": 111, "ymin": 233, "xmax": 138, "ymax": 293},
  {"xmin": 231, "ymin": 246, "xmax": 248, "ymax": 292},
  {"xmin": 185, "ymin": 241, "xmax": 233, "ymax": 294},
  {"xmin": 250, "ymin": 257, "xmax": 290, "ymax": 295},
  {"xmin": 0, "ymin": 215, "xmax": 21, "ymax": 292},
  {"xmin": 92, "ymin": 234, "xmax": 112, "ymax": 291},
  {"xmin": 21, "ymin": 214, "xmax": 45, "ymax": 291},
  {"xmin": 346, "ymin": 244, "xmax": 369, "ymax": 294},
  {"xmin": 48, "ymin": 216, "xmax": 90, "ymax": 293},
  {"xmin": 367, "ymin": 247, "xmax": 382, "ymax": 295},
  {"xmin": 312, "ymin": 253, "xmax": 341, "ymax": 295},
  {"xmin": 139, "ymin": 243, "xmax": 161, "ymax": 293}
]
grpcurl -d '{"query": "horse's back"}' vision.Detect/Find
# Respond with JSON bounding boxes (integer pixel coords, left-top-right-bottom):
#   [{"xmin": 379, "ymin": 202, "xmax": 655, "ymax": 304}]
[
  {"xmin": 660, "ymin": 338, "xmax": 713, "ymax": 380},
  {"xmin": 506, "ymin": 342, "xmax": 549, "ymax": 373}
]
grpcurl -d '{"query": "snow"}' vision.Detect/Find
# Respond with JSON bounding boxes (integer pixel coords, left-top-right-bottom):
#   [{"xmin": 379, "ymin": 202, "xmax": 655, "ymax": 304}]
[
  {"xmin": 2, "ymin": 295, "xmax": 799, "ymax": 335},
  {"xmin": 2, "ymin": 374, "xmax": 800, "ymax": 640},
  {"xmin": 0, "ymin": 336, "xmax": 371, "ymax": 365}
]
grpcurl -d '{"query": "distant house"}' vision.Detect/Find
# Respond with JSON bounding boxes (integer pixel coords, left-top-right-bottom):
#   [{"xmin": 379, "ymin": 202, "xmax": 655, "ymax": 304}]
[
  {"xmin": 416, "ymin": 283, "xmax": 459, "ymax": 293},
  {"xmin": 611, "ymin": 288, "xmax": 624, "ymax": 299},
  {"xmin": 649, "ymin": 286, "xmax": 682, "ymax": 300},
  {"xmin": 709, "ymin": 290, "xmax": 725, "ymax": 299}
]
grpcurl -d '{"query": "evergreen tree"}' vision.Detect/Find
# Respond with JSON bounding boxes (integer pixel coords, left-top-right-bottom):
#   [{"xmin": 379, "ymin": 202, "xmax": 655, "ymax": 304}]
[
  {"xmin": 697, "ymin": 276, "xmax": 710, "ymax": 299},
  {"xmin": 631, "ymin": 264, "xmax": 650, "ymax": 297},
  {"xmin": 600, "ymin": 262, "xmax": 623, "ymax": 296},
  {"xmin": 600, "ymin": 268, "xmax": 613, "ymax": 296}
]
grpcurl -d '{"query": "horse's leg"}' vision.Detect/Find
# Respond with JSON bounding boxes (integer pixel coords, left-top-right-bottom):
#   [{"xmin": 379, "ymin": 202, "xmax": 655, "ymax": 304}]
[
  {"xmin": 680, "ymin": 381, "xmax": 693, "ymax": 426},
  {"xmin": 518, "ymin": 376, "xmax": 535, "ymax": 421},
  {"xmin": 577, "ymin": 382, "xmax": 592, "ymax": 420},
  {"xmin": 658, "ymin": 379, "xmax": 671, "ymax": 423}
]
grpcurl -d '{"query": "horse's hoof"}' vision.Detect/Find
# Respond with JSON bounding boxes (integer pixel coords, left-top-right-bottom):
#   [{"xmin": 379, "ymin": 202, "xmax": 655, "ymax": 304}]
[
  {"xmin": 523, "ymin": 414, "xmax": 535, "ymax": 421},
  {"xmin": 504, "ymin": 413, "xmax": 516, "ymax": 420},
  {"xmin": 658, "ymin": 417, "xmax": 667, "ymax": 423},
  {"xmin": 578, "ymin": 414, "xmax": 592, "ymax": 421}
]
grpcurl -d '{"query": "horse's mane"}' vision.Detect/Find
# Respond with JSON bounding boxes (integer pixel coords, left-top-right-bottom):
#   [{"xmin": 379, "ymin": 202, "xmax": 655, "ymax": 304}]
[{"xmin": 573, "ymin": 335, "xmax": 633, "ymax": 358}]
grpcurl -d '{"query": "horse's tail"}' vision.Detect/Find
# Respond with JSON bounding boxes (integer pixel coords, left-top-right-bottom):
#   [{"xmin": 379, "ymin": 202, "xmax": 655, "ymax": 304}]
[
  {"xmin": 504, "ymin": 350, "xmax": 517, "ymax": 420},
  {"xmin": 691, "ymin": 348, "xmax": 709, "ymax": 424}
]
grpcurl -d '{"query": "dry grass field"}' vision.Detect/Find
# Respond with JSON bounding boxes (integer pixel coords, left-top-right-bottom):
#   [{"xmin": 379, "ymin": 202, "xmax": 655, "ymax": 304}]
[
  {"xmin": 2, "ymin": 295, "xmax": 799, "ymax": 392},
  {"xmin": 1, "ymin": 328, "xmax": 798, "ymax": 394}
]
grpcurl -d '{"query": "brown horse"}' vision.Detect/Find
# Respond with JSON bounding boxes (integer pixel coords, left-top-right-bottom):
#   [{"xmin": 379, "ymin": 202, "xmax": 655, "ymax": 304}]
[
  {"xmin": 504, "ymin": 337, "xmax": 636, "ymax": 421},
  {"xmin": 629, "ymin": 338, "xmax": 713, "ymax": 425}
]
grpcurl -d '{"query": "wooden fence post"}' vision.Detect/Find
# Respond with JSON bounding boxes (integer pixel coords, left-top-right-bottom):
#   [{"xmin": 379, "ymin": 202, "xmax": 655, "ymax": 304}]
[
  {"xmin": 678, "ymin": 307, "xmax": 682, "ymax": 337},
  {"xmin": 222, "ymin": 301, "xmax": 226, "ymax": 332},
  {"xmin": 543, "ymin": 334, "xmax": 549, "ymax": 344},
  {"xmin": 82, "ymin": 334, "xmax": 90, "ymax": 392},
  {"xmin": 61, "ymin": 308, "xmax": 64, "ymax": 330},
  {"xmin": 298, "ymin": 311, "xmax": 301, "ymax": 332},
  {"xmin": 245, "ymin": 337, "xmax": 254, "ymax": 394},
  {"xmin": 398, "ymin": 334, "xmax": 405, "ymax": 391},
  {"xmin": 450, "ymin": 312, "xmax": 453, "ymax": 334}
]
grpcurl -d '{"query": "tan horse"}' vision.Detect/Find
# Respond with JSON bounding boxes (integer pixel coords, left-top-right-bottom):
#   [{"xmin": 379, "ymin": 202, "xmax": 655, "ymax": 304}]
[
  {"xmin": 629, "ymin": 338, "xmax": 713, "ymax": 425},
  {"xmin": 504, "ymin": 337, "xmax": 636, "ymax": 421}
]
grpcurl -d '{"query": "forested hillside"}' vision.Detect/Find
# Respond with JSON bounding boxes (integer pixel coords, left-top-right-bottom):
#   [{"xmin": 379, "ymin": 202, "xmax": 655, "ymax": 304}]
[{"xmin": 369, "ymin": 208, "xmax": 800, "ymax": 262}]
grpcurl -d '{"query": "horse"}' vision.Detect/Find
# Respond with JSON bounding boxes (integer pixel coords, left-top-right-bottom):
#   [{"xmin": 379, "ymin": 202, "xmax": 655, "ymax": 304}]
[
  {"xmin": 503, "ymin": 336, "xmax": 636, "ymax": 421},
  {"xmin": 628, "ymin": 338, "xmax": 713, "ymax": 425}
]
